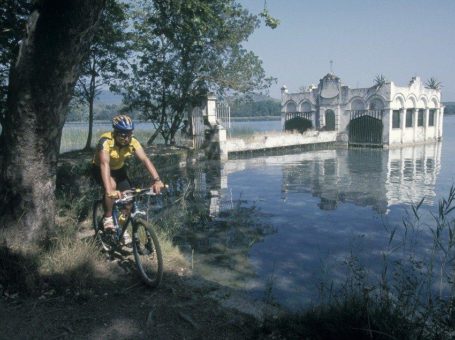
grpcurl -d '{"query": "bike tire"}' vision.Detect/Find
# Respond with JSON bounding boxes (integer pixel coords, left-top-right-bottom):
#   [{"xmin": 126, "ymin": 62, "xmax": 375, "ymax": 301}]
[
  {"xmin": 92, "ymin": 199, "xmax": 114, "ymax": 252},
  {"xmin": 132, "ymin": 219, "xmax": 163, "ymax": 288}
]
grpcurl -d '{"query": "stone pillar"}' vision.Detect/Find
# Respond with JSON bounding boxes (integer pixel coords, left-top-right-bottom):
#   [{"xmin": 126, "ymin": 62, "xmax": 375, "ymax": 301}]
[
  {"xmin": 206, "ymin": 124, "xmax": 227, "ymax": 161},
  {"xmin": 281, "ymin": 85, "xmax": 288, "ymax": 131},
  {"xmin": 320, "ymin": 109, "xmax": 326, "ymax": 129},
  {"xmin": 437, "ymin": 107, "xmax": 444, "ymax": 140},
  {"xmin": 281, "ymin": 111, "xmax": 286, "ymax": 131},
  {"xmin": 217, "ymin": 125, "xmax": 228, "ymax": 161},
  {"xmin": 400, "ymin": 108, "xmax": 406, "ymax": 144},
  {"xmin": 424, "ymin": 108, "xmax": 429, "ymax": 141},
  {"xmin": 413, "ymin": 108, "xmax": 418, "ymax": 142},
  {"xmin": 382, "ymin": 108, "xmax": 392, "ymax": 146},
  {"xmin": 206, "ymin": 93, "xmax": 217, "ymax": 127}
]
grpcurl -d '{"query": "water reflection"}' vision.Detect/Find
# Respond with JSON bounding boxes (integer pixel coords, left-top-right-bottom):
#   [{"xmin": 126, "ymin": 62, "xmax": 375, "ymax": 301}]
[
  {"xmin": 220, "ymin": 142, "xmax": 441, "ymax": 214},
  {"xmin": 165, "ymin": 141, "xmax": 442, "ymax": 310}
]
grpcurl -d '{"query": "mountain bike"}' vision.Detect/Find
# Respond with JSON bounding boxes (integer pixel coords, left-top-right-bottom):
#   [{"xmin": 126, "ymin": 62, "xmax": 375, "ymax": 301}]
[{"xmin": 92, "ymin": 188, "xmax": 163, "ymax": 288}]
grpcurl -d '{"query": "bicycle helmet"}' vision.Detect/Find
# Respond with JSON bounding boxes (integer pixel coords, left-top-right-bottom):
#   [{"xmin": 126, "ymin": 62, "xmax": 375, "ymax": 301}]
[{"xmin": 112, "ymin": 114, "xmax": 134, "ymax": 131}]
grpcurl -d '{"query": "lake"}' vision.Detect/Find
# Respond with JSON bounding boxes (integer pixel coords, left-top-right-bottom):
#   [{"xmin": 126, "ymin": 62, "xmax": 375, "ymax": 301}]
[
  {"xmin": 171, "ymin": 115, "xmax": 455, "ymax": 310},
  {"xmin": 63, "ymin": 116, "xmax": 455, "ymax": 310}
]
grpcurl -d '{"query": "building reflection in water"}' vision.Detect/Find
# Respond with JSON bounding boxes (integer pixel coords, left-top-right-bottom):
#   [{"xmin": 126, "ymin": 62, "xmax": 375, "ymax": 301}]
[{"xmin": 210, "ymin": 142, "xmax": 441, "ymax": 215}]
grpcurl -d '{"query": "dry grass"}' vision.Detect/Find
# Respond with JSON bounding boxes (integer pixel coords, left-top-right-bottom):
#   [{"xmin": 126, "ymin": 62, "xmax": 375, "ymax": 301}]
[{"xmin": 39, "ymin": 236, "xmax": 104, "ymax": 291}]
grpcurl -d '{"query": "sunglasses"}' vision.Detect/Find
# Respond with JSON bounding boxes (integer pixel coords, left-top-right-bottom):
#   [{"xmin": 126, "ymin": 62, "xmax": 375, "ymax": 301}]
[{"xmin": 116, "ymin": 132, "xmax": 133, "ymax": 139}]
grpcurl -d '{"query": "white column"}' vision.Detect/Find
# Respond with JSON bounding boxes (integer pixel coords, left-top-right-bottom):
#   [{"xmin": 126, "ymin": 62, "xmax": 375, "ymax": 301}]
[
  {"xmin": 413, "ymin": 108, "xmax": 418, "ymax": 142},
  {"xmin": 437, "ymin": 107, "xmax": 444, "ymax": 139},
  {"xmin": 424, "ymin": 108, "xmax": 429, "ymax": 141},
  {"xmin": 400, "ymin": 108, "xmax": 406, "ymax": 144}
]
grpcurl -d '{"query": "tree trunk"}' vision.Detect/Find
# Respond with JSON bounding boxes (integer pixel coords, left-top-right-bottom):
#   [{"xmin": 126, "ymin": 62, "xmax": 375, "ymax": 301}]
[
  {"xmin": 84, "ymin": 97, "xmax": 94, "ymax": 150},
  {"xmin": 147, "ymin": 127, "xmax": 161, "ymax": 146},
  {"xmin": 84, "ymin": 83, "xmax": 95, "ymax": 150},
  {"xmin": 0, "ymin": 0, "xmax": 106, "ymax": 246}
]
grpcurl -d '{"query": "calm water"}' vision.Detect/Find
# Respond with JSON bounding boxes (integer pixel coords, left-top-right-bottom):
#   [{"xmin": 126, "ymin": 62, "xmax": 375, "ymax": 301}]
[
  {"xmin": 64, "ymin": 117, "xmax": 455, "ymax": 309},
  {"xmin": 173, "ymin": 115, "xmax": 455, "ymax": 310}
]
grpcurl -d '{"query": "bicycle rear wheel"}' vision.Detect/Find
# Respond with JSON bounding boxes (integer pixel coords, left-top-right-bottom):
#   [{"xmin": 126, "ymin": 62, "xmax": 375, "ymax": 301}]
[
  {"xmin": 132, "ymin": 219, "xmax": 163, "ymax": 288},
  {"xmin": 92, "ymin": 199, "xmax": 115, "ymax": 251}
]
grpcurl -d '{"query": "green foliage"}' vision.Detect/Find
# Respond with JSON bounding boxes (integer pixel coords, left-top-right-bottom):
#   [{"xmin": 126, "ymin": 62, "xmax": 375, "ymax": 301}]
[
  {"xmin": 75, "ymin": 0, "xmax": 130, "ymax": 103},
  {"xmin": 72, "ymin": 0, "xmax": 131, "ymax": 149},
  {"xmin": 115, "ymin": 0, "xmax": 275, "ymax": 145},
  {"xmin": 229, "ymin": 97, "xmax": 281, "ymax": 117},
  {"xmin": 425, "ymin": 77, "xmax": 442, "ymax": 90},
  {"xmin": 285, "ymin": 117, "xmax": 312, "ymax": 133},
  {"xmin": 259, "ymin": 8, "xmax": 280, "ymax": 29},
  {"xmin": 0, "ymin": 0, "xmax": 32, "ymax": 126}
]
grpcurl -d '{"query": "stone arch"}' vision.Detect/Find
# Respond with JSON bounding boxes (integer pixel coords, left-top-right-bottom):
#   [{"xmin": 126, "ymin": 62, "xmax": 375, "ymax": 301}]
[
  {"xmin": 300, "ymin": 101, "xmax": 312, "ymax": 112},
  {"xmin": 325, "ymin": 109, "xmax": 336, "ymax": 131},
  {"xmin": 418, "ymin": 96, "xmax": 428, "ymax": 108},
  {"xmin": 350, "ymin": 97, "xmax": 365, "ymax": 110},
  {"xmin": 285, "ymin": 101, "xmax": 297, "ymax": 112},
  {"xmin": 429, "ymin": 97, "xmax": 439, "ymax": 109},
  {"xmin": 392, "ymin": 94, "xmax": 405, "ymax": 109},
  {"xmin": 406, "ymin": 95, "xmax": 417, "ymax": 108},
  {"xmin": 368, "ymin": 97, "xmax": 385, "ymax": 110}
]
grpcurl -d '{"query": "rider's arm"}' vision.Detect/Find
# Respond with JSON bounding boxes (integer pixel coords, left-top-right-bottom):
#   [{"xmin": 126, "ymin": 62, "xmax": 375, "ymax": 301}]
[
  {"xmin": 135, "ymin": 146, "xmax": 164, "ymax": 193},
  {"xmin": 99, "ymin": 149, "xmax": 115, "ymax": 195}
]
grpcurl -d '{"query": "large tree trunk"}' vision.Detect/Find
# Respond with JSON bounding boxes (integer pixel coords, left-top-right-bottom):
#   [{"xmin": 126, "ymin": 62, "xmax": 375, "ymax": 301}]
[{"xmin": 0, "ymin": 0, "xmax": 106, "ymax": 246}]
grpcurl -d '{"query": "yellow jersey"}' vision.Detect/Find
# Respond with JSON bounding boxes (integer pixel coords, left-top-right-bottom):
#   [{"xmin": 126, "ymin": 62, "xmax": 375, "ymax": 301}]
[{"xmin": 92, "ymin": 132, "xmax": 143, "ymax": 170}]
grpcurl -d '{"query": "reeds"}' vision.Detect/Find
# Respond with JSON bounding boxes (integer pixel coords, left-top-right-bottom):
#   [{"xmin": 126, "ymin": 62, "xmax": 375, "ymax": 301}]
[{"xmin": 260, "ymin": 186, "xmax": 455, "ymax": 339}]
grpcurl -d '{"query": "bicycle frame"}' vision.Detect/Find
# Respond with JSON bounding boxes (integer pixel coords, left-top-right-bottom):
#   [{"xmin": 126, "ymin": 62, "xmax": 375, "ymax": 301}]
[
  {"xmin": 93, "ymin": 187, "xmax": 164, "ymax": 287},
  {"xmin": 111, "ymin": 188, "xmax": 153, "ymax": 242}
]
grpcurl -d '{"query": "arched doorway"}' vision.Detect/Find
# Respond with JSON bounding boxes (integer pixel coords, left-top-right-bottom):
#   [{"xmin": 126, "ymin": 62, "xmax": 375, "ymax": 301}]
[
  {"xmin": 325, "ymin": 110, "xmax": 335, "ymax": 130},
  {"xmin": 348, "ymin": 111, "xmax": 383, "ymax": 146}
]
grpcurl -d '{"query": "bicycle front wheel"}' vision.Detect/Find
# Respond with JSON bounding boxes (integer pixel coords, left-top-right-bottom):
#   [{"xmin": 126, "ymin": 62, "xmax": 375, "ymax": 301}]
[{"xmin": 132, "ymin": 219, "xmax": 163, "ymax": 288}]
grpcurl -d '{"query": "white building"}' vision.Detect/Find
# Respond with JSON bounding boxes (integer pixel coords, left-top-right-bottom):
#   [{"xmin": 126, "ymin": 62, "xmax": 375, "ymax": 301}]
[{"xmin": 281, "ymin": 74, "xmax": 443, "ymax": 147}]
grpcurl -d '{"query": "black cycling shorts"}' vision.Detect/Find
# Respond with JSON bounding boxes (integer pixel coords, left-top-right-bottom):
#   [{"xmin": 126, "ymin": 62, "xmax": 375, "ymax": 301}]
[{"xmin": 91, "ymin": 165, "xmax": 131, "ymax": 192}]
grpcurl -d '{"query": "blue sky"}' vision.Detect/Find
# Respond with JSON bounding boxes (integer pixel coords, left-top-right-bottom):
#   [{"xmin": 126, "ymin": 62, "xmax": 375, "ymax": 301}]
[{"xmin": 240, "ymin": 0, "xmax": 455, "ymax": 101}]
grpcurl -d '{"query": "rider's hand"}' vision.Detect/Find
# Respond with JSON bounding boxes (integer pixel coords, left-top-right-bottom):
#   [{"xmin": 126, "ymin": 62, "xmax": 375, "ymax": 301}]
[
  {"xmin": 107, "ymin": 190, "xmax": 122, "ymax": 199},
  {"xmin": 151, "ymin": 179, "xmax": 165, "ymax": 194}
]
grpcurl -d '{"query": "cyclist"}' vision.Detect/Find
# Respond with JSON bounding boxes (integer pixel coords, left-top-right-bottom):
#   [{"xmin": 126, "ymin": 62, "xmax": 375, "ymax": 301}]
[{"xmin": 92, "ymin": 114, "xmax": 164, "ymax": 241}]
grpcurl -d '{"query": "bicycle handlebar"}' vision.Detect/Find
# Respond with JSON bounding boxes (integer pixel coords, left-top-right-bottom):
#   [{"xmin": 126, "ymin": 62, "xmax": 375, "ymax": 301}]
[{"xmin": 115, "ymin": 186, "xmax": 168, "ymax": 204}]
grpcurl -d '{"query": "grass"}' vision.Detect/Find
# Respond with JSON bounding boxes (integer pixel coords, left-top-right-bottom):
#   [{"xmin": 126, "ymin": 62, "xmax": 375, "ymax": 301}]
[
  {"xmin": 5, "ymin": 146, "xmax": 455, "ymax": 339},
  {"xmin": 60, "ymin": 120, "xmax": 282, "ymax": 153},
  {"xmin": 60, "ymin": 122, "xmax": 186, "ymax": 153}
]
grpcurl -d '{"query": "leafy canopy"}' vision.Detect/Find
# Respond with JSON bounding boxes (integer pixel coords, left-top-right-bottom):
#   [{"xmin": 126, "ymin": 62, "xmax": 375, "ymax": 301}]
[{"xmin": 116, "ymin": 0, "xmax": 275, "ymax": 144}]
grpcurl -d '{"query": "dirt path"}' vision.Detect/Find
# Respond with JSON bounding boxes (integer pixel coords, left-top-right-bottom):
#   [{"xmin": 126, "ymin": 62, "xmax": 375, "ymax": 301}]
[
  {"xmin": 1, "ymin": 148, "xmax": 279, "ymax": 339},
  {"xmin": 1, "ymin": 263, "xmax": 266, "ymax": 339}
]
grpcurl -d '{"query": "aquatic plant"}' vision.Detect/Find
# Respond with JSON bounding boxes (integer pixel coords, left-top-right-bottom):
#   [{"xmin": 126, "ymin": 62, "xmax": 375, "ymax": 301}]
[{"xmin": 259, "ymin": 186, "xmax": 455, "ymax": 339}]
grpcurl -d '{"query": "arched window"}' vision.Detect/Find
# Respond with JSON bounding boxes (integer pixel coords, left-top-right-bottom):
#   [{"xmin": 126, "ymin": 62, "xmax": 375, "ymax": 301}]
[
  {"xmin": 301, "ymin": 102, "xmax": 312, "ymax": 112},
  {"xmin": 325, "ymin": 110, "xmax": 335, "ymax": 131},
  {"xmin": 351, "ymin": 99, "xmax": 365, "ymax": 111},
  {"xmin": 369, "ymin": 98, "xmax": 384, "ymax": 110},
  {"xmin": 286, "ymin": 102, "xmax": 297, "ymax": 112}
]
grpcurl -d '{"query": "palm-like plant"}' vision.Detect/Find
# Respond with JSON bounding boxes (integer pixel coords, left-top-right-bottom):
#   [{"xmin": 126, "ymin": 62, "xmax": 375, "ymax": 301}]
[
  {"xmin": 425, "ymin": 77, "xmax": 442, "ymax": 90},
  {"xmin": 373, "ymin": 74, "xmax": 387, "ymax": 89}
]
